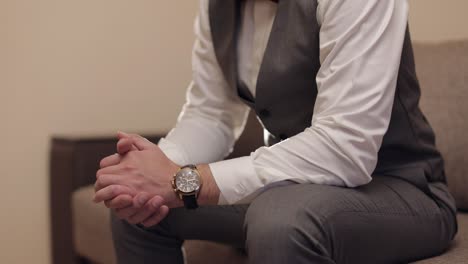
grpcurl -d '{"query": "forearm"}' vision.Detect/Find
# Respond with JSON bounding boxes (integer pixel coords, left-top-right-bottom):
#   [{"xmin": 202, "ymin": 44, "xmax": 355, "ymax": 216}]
[{"xmin": 159, "ymin": 106, "xmax": 247, "ymax": 165}]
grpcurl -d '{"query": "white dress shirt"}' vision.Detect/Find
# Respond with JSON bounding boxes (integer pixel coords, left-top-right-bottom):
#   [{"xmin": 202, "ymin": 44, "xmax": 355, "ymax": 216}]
[{"xmin": 158, "ymin": 0, "xmax": 409, "ymax": 204}]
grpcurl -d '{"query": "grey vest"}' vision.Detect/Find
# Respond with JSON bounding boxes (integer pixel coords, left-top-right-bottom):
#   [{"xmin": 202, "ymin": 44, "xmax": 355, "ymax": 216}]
[{"xmin": 208, "ymin": 0, "xmax": 455, "ymax": 211}]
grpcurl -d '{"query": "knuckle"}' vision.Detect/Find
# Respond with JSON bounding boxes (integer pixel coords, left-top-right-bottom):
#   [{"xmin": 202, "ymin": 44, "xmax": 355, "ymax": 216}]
[
  {"xmin": 135, "ymin": 179, "xmax": 144, "ymax": 189},
  {"xmin": 149, "ymin": 198, "xmax": 161, "ymax": 208},
  {"xmin": 114, "ymin": 184, "xmax": 121, "ymax": 193},
  {"xmin": 109, "ymin": 186, "xmax": 116, "ymax": 196},
  {"xmin": 99, "ymin": 157, "xmax": 109, "ymax": 168},
  {"xmin": 96, "ymin": 169, "xmax": 103, "ymax": 179},
  {"xmin": 156, "ymin": 196, "xmax": 165, "ymax": 204},
  {"xmin": 115, "ymin": 195, "xmax": 124, "ymax": 204},
  {"xmin": 95, "ymin": 178, "xmax": 103, "ymax": 188},
  {"xmin": 123, "ymin": 195, "xmax": 133, "ymax": 203},
  {"xmin": 122, "ymin": 164, "xmax": 136, "ymax": 172}
]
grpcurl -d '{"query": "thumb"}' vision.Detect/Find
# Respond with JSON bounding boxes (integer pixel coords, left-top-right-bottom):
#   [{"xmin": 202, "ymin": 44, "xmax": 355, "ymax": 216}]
[
  {"xmin": 117, "ymin": 131, "xmax": 131, "ymax": 139},
  {"xmin": 131, "ymin": 136, "xmax": 155, "ymax": 151},
  {"xmin": 117, "ymin": 138, "xmax": 138, "ymax": 155}
]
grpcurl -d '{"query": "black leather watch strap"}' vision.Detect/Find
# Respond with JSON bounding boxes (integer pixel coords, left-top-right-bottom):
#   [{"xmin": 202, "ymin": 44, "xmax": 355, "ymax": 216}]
[
  {"xmin": 181, "ymin": 164, "xmax": 197, "ymax": 170},
  {"xmin": 182, "ymin": 194, "xmax": 198, "ymax": 209}
]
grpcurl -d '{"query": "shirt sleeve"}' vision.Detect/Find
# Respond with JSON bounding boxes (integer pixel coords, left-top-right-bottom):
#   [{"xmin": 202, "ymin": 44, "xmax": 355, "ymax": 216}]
[
  {"xmin": 158, "ymin": 0, "xmax": 250, "ymax": 167},
  {"xmin": 210, "ymin": 0, "xmax": 409, "ymax": 204}
]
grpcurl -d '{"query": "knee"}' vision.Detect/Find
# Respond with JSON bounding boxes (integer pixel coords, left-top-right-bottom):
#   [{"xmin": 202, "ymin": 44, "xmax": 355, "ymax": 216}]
[
  {"xmin": 110, "ymin": 212, "xmax": 184, "ymax": 263},
  {"xmin": 110, "ymin": 210, "xmax": 176, "ymax": 246},
  {"xmin": 110, "ymin": 210, "xmax": 131, "ymax": 241},
  {"xmin": 110, "ymin": 210, "xmax": 146, "ymax": 249},
  {"xmin": 244, "ymin": 190, "xmax": 332, "ymax": 258}
]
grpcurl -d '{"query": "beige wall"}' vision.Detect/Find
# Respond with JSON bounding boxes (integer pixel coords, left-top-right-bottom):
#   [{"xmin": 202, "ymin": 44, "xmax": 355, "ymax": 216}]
[
  {"xmin": 2, "ymin": 1, "xmax": 197, "ymax": 263},
  {"xmin": 1, "ymin": 0, "xmax": 467, "ymax": 263},
  {"xmin": 409, "ymin": 0, "xmax": 468, "ymax": 42}
]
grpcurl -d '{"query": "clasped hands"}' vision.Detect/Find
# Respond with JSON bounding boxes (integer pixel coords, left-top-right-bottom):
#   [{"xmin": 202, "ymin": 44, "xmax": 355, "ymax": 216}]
[{"xmin": 93, "ymin": 132, "xmax": 182, "ymax": 227}]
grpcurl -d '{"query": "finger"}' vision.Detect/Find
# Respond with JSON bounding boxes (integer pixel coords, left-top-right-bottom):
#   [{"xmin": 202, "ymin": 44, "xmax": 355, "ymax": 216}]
[
  {"xmin": 127, "ymin": 195, "xmax": 164, "ymax": 224},
  {"xmin": 114, "ymin": 206, "xmax": 138, "ymax": 220},
  {"xmin": 104, "ymin": 194, "xmax": 133, "ymax": 209},
  {"xmin": 117, "ymin": 131, "xmax": 131, "ymax": 139},
  {"xmin": 118, "ymin": 132, "xmax": 153, "ymax": 150},
  {"xmin": 94, "ymin": 173, "xmax": 126, "ymax": 191},
  {"xmin": 130, "ymin": 136, "xmax": 154, "ymax": 151},
  {"xmin": 140, "ymin": 195, "xmax": 166, "ymax": 225},
  {"xmin": 132, "ymin": 192, "xmax": 153, "ymax": 208},
  {"xmin": 114, "ymin": 193, "xmax": 150, "ymax": 220},
  {"xmin": 93, "ymin": 184, "xmax": 134, "ymax": 203},
  {"xmin": 117, "ymin": 138, "xmax": 138, "ymax": 155},
  {"xmin": 99, "ymin": 153, "xmax": 122, "ymax": 169},
  {"xmin": 141, "ymin": 205, "xmax": 169, "ymax": 227},
  {"xmin": 94, "ymin": 184, "xmax": 132, "ymax": 203},
  {"xmin": 96, "ymin": 163, "xmax": 126, "ymax": 180}
]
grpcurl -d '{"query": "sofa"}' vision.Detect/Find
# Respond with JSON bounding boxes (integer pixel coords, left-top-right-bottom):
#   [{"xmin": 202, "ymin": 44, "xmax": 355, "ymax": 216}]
[{"xmin": 50, "ymin": 40, "xmax": 468, "ymax": 264}]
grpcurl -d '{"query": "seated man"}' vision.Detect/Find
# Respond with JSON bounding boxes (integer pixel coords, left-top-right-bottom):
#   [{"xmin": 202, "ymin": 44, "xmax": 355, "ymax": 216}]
[{"xmin": 93, "ymin": 0, "xmax": 457, "ymax": 263}]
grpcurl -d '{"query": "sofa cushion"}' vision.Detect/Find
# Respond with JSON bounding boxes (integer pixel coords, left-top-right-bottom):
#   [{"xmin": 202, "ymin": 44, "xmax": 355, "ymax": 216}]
[
  {"xmin": 72, "ymin": 186, "xmax": 117, "ymax": 264},
  {"xmin": 414, "ymin": 41, "xmax": 468, "ymax": 210},
  {"xmin": 412, "ymin": 213, "xmax": 468, "ymax": 264}
]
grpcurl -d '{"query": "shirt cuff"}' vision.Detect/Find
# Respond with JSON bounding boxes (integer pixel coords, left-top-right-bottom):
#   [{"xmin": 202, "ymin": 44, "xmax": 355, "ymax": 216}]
[
  {"xmin": 157, "ymin": 138, "xmax": 190, "ymax": 166},
  {"xmin": 209, "ymin": 156, "xmax": 264, "ymax": 205}
]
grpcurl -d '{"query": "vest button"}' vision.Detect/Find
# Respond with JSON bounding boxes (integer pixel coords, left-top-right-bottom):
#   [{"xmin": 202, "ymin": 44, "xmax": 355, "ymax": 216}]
[{"xmin": 259, "ymin": 109, "xmax": 270, "ymax": 118}]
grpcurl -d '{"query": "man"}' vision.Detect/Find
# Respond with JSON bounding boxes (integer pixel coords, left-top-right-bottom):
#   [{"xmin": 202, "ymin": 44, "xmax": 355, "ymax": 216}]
[{"xmin": 93, "ymin": 0, "xmax": 457, "ymax": 263}]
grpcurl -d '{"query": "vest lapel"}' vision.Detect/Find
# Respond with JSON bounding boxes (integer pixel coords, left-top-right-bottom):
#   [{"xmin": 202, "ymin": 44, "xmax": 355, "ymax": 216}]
[
  {"xmin": 254, "ymin": 0, "xmax": 320, "ymax": 138},
  {"xmin": 208, "ymin": 0, "xmax": 241, "ymax": 92}
]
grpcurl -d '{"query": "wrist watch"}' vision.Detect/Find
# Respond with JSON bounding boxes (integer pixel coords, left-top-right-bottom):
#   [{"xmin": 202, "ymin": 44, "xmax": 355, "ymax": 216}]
[{"xmin": 172, "ymin": 165, "xmax": 202, "ymax": 209}]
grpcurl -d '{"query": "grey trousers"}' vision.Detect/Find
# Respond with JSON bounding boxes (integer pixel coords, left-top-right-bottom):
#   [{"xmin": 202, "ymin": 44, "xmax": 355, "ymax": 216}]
[{"xmin": 111, "ymin": 176, "xmax": 456, "ymax": 264}]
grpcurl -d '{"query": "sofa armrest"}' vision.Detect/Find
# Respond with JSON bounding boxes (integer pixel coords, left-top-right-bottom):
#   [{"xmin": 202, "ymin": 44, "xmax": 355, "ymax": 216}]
[{"xmin": 49, "ymin": 134, "xmax": 164, "ymax": 264}]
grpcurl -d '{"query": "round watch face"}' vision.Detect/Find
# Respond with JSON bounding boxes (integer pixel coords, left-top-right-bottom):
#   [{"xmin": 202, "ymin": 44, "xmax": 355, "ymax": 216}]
[{"xmin": 175, "ymin": 167, "xmax": 201, "ymax": 193}]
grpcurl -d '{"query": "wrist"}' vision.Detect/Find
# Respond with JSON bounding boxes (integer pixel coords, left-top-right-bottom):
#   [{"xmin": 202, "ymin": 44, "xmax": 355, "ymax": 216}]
[
  {"xmin": 166, "ymin": 162, "xmax": 184, "ymax": 208},
  {"xmin": 197, "ymin": 164, "xmax": 221, "ymax": 206}
]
